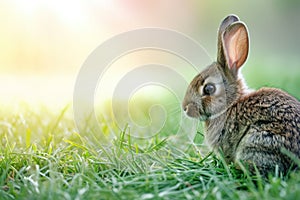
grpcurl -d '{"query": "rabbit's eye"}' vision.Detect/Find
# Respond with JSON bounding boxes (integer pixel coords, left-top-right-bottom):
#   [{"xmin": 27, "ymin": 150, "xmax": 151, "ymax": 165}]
[{"xmin": 203, "ymin": 83, "xmax": 216, "ymax": 95}]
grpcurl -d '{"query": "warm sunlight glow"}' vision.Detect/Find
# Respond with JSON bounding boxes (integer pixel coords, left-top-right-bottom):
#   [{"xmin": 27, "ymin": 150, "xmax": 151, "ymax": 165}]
[
  {"xmin": 0, "ymin": 0, "xmax": 199, "ymax": 106},
  {"xmin": 0, "ymin": 1, "xmax": 107, "ymax": 105}
]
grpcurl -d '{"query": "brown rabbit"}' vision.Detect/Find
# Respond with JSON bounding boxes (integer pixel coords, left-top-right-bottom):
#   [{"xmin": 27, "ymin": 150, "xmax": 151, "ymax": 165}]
[{"xmin": 182, "ymin": 14, "xmax": 300, "ymax": 176}]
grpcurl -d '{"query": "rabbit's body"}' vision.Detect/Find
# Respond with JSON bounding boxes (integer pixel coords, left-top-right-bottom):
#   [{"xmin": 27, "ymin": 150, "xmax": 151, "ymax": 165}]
[
  {"xmin": 183, "ymin": 15, "xmax": 300, "ymax": 175},
  {"xmin": 208, "ymin": 87, "xmax": 300, "ymax": 173}
]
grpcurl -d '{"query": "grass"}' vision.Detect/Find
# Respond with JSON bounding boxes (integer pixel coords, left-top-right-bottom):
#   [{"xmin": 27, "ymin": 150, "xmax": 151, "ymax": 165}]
[
  {"xmin": 1, "ymin": 61, "xmax": 300, "ymax": 200},
  {"xmin": 0, "ymin": 17, "xmax": 299, "ymax": 197},
  {"xmin": 1, "ymin": 103, "xmax": 300, "ymax": 200}
]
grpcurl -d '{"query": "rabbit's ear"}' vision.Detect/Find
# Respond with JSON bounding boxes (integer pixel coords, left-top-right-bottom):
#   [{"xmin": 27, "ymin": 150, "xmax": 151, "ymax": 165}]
[
  {"xmin": 222, "ymin": 22, "xmax": 249, "ymax": 71},
  {"xmin": 217, "ymin": 15, "xmax": 239, "ymax": 66}
]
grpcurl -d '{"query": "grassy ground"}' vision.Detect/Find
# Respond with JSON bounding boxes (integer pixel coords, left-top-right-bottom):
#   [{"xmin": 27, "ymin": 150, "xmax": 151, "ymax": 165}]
[
  {"xmin": 1, "ymin": 103, "xmax": 300, "ymax": 200},
  {"xmin": 1, "ymin": 62, "xmax": 300, "ymax": 200}
]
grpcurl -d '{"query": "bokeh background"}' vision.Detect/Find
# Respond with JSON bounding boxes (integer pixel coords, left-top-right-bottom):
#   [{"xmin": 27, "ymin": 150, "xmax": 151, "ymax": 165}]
[{"xmin": 1, "ymin": 0, "xmax": 300, "ymax": 108}]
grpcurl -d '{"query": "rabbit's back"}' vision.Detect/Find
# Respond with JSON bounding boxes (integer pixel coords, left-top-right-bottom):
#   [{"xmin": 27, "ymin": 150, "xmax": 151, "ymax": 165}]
[{"xmin": 221, "ymin": 88, "xmax": 300, "ymax": 174}]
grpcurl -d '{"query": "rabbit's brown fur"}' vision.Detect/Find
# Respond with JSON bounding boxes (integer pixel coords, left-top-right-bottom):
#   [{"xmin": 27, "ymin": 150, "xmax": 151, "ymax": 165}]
[{"xmin": 183, "ymin": 15, "xmax": 300, "ymax": 176}]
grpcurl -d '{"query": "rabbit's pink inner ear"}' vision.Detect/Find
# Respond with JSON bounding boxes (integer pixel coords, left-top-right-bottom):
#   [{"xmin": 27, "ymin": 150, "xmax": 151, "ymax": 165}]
[{"xmin": 223, "ymin": 23, "xmax": 249, "ymax": 71}]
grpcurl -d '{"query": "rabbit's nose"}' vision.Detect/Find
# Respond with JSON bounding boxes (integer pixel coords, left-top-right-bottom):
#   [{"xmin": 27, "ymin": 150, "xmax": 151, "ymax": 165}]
[
  {"xmin": 182, "ymin": 102, "xmax": 188, "ymax": 111},
  {"xmin": 183, "ymin": 105, "xmax": 188, "ymax": 112}
]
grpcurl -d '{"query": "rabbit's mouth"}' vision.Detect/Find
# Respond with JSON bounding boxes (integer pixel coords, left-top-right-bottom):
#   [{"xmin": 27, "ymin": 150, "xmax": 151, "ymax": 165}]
[
  {"xmin": 184, "ymin": 103, "xmax": 228, "ymax": 121},
  {"xmin": 183, "ymin": 103, "xmax": 199, "ymax": 118},
  {"xmin": 183, "ymin": 103, "xmax": 208, "ymax": 121}
]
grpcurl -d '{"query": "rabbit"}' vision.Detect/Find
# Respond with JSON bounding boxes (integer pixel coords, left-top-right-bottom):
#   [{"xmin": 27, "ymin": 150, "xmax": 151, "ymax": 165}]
[{"xmin": 182, "ymin": 14, "xmax": 300, "ymax": 177}]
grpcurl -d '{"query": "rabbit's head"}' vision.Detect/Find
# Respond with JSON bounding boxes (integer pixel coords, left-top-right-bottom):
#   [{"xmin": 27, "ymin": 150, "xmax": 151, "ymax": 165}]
[{"xmin": 183, "ymin": 15, "xmax": 249, "ymax": 120}]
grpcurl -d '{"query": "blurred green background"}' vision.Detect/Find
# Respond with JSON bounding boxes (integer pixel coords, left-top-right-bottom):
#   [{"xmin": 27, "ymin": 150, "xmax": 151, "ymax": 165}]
[{"xmin": 0, "ymin": 0, "xmax": 299, "ymax": 134}]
